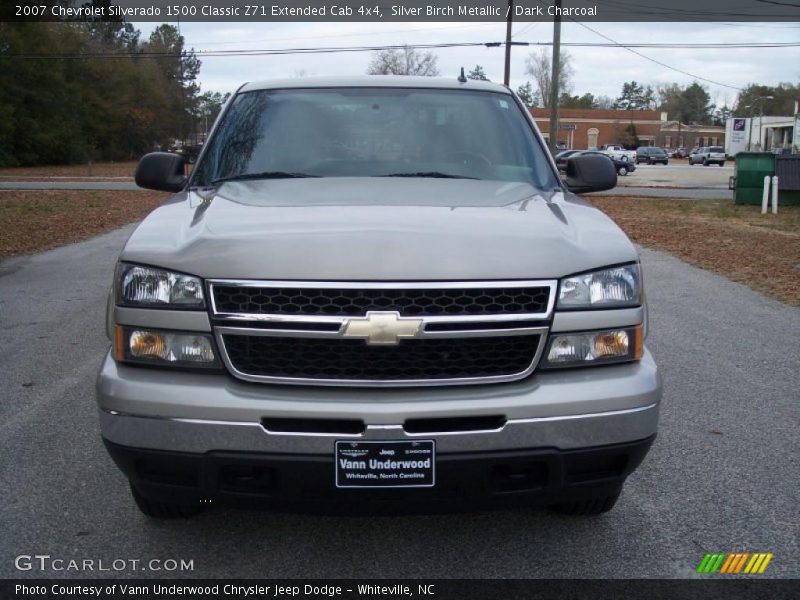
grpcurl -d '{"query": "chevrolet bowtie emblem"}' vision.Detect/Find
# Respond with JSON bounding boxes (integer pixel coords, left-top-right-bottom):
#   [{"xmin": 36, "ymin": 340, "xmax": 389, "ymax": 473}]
[{"xmin": 342, "ymin": 311, "xmax": 423, "ymax": 345}]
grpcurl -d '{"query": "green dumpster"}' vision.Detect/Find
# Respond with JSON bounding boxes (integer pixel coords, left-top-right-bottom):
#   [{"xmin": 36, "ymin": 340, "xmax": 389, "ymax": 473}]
[{"xmin": 732, "ymin": 152, "xmax": 775, "ymax": 205}]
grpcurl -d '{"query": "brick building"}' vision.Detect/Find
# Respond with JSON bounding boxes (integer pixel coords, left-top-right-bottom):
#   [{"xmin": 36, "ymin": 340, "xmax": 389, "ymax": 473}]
[
  {"xmin": 530, "ymin": 108, "xmax": 725, "ymax": 150},
  {"xmin": 659, "ymin": 121, "xmax": 726, "ymax": 150}
]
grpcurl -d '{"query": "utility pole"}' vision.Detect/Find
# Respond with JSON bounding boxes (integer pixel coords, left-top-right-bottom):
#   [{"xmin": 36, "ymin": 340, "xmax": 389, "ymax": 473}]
[
  {"xmin": 503, "ymin": 0, "xmax": 513, "ymax": 86},
  {"xmin": 548, "ymin": 0, "xmax": 562, "ymax": 154}
]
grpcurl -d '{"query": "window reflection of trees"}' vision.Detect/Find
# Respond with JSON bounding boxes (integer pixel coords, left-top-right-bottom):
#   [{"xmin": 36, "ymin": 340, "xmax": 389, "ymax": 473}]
[
  {"xmin": 192, "ymin": 89, "xmax": 557, "ymax": 188},
  {"xmin": 194, "ymin": 92, "xmax": 270, "ymax": 184}
]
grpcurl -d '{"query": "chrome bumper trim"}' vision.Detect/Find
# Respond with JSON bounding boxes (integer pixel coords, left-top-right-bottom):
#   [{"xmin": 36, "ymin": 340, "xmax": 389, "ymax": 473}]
[{"xmin": 99, "ymin": 403, "xmax": 659, "ymax": 454}]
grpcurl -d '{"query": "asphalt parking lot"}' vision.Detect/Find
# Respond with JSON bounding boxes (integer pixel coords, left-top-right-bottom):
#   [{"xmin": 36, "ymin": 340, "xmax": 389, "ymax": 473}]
[
  {"xmin": 617, "ymin": 161, "xmax": 733, "ymax": 189},
  {"xmin": 0, "ymin": 226, "xmax": 797, "ymax": 579}
]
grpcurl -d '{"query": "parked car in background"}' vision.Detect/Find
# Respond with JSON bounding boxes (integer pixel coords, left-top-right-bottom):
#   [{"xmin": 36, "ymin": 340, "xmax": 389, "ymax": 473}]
[
  {"xmin": 689, "ymin": 146, "xmax": 726, "ymax": 166},
  {"xmin": 566, "ymin": 151, "xmax": 636, "ymax": 176},
  {"xmin": 674, "ymin": 147, "xmax": 688, "ymax": 159},
  {"xmin": 636, "ymin": 147, "xmax": 669, "ymax": 165},
  {"xmin": 599, "ymin": 144, "xmax": 636, "ymax": 163}
]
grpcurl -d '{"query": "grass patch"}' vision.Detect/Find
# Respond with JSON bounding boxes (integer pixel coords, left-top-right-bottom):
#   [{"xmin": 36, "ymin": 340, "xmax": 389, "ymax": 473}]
[
  {"xmin": 0, "ymin": 190, "xmax": 169, "ymax": 259},
  {"xmin": 590, "ymin": 196, "xmax": 800, "ymax": 306}
]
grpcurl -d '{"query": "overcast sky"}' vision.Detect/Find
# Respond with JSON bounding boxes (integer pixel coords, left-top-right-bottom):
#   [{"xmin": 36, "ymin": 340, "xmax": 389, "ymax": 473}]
[{"xmin": 132, "ymin": 21, "xmax": 800, "ymax": 107}]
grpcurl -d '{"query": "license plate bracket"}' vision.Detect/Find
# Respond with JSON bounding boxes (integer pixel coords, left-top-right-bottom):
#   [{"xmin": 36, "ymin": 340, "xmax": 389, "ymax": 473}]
[{"xmin": 335, "ymin": 440, "xmax": 435, "ymax": 488}]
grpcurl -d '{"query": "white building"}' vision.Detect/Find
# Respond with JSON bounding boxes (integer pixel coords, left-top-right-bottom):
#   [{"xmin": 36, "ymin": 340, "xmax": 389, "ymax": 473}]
[{"xmin": 726, "ymin": 113, "xmax": 799, "ymax": 156}]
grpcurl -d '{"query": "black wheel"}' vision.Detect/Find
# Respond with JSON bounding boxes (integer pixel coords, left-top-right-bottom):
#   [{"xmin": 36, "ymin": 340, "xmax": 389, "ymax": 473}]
[
  {"xmin": 618, "ymin": 166, "xmax": 628, "ymax": 176},
  {"xmin": 129, "ymin": 482, "xmax": 204, "ymax": 518},
  {"xmin": 718, "ymin": 162, "xmax": 725, "ymax": 167},
  {"xmin": 551, "ymin": 489, "xmax": 621, "ymax": 516},
  {"xmin": 702, "ymin": 159, "xmax": 708, "ymax": 166}
]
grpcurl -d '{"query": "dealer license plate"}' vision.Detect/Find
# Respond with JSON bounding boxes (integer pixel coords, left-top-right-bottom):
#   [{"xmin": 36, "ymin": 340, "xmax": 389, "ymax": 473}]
[{"xmin": 335, "ymin": 440, "xmax": 435, "ymax": 488}]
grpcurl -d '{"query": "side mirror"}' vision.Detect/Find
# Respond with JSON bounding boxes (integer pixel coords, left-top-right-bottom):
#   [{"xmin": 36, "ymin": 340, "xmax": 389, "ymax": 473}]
[
  {"xmin": 135, "ymin": 152, "xmax": 187, "ymax": 193},
  {"xmin": 564, "ymin": 154, "xmax": 617, "ymax": 194}
]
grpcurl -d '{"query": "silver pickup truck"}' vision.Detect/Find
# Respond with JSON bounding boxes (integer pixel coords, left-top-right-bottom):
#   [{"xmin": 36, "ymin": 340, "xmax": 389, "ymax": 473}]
[{"xmin": 97, "ymin": 76, "xmax": 661, "ymax": 518}]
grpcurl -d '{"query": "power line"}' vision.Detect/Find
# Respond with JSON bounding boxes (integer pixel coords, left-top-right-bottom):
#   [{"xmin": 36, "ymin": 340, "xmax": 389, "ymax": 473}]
[
  {"xmin": 754, "ymin": 0, "xmax": 800, "ymax": 7},
  {"xmin": 0, "ymin": 42, "xmax": 488, "ymax": 60},
  {"xmin": 565, "ymin": 20, "xmax": 746, "ymax": 90},
  {"xmin": 3, "ymin": 40, "xmax": 798, "ymax": 60}
]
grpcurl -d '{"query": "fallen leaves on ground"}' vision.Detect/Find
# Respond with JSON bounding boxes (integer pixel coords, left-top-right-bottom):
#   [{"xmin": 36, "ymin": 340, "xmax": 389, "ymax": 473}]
[
  {"xmin": 0, "ymin": 190, "xmax": 168, "ymax": 259},
  {"xmin": 591, "ymin": 196, "xmax": 800, "ymax": 306},
  {"xmin": 0, "ymin": 162, "xmax": 138, "ymax": 179}
]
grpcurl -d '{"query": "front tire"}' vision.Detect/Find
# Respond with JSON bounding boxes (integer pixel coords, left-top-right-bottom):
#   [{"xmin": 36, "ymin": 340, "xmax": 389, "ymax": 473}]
[
  {"xmin": 551, "ymin": 489, "xmax": 621, "ymax": 516},
  {"xmin": 129, "ymin": 482, "xmax": 204, "ymax": 518},
  {"xmin": 702, "ymin": 159, "xmax": 708, "ymax": 166},
  {"xmin": 618, "ymin": 166, "xmax": 628, "ymax": 176}
]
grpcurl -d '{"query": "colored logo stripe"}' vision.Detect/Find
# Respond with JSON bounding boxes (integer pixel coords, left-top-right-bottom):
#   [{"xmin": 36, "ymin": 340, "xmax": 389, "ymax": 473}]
[{"xmin": 698, "ymin": 553, "xmax": 773, "ymax": 574}]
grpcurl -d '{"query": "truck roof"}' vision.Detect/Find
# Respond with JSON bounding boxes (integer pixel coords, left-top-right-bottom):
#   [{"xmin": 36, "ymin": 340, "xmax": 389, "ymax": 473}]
[{"xmin": 239, "ymin": 75, "xmax": 512, "ymax": 94}]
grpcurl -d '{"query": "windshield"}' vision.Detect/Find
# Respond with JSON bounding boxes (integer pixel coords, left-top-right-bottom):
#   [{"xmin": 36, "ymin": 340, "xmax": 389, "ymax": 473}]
[{"xmin": 192, "ymin": 87, "xmax": 558, "ymax": 188}]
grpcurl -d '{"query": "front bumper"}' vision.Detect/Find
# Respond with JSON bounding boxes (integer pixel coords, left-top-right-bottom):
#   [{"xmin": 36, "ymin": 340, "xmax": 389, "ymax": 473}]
[
  {"xmin": 105, "ymin": 436, "xmax": 656, "ymax": 510},
  {"xmin": 97, "ymin": 348, "xmax": 661, "ymax": 454},
  {"xmin": 97, "ymin": 347, "xmax": 660, "ymax": 505}
]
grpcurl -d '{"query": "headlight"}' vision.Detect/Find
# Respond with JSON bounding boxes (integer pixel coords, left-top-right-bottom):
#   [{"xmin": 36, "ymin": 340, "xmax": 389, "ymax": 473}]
[
  {"xmin": 540, "ymin": 326, "xmax": 642, "ymax": 369},
  {"xmin": 558, "ymin": 264, "xmax": 641, "ymax": 309},
  {"xmin": 116, "ymin": 263, "xmax": 205, "ymax": 308},
  {"xmin": 115, "ymin": 326, "xmax": 221, "ymax": 369}
]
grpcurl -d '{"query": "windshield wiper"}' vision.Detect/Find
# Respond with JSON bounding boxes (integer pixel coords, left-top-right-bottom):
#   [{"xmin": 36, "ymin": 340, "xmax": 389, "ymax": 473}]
[
  {"xmin": 211, "ymin": 171, "xmax": 320, "ymax": 185},
  {"xmin": 378, "ymin": 172, "xmax": 477, "ymax": 179}
]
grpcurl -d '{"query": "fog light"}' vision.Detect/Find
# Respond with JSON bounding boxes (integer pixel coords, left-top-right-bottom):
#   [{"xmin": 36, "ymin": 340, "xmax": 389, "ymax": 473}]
[
  {"xmin": 115, "ymin": 326, "xmax": 220, "ymax": 369},
  {"xmin": 593, "ymin": 330, "xmax": 629, "ymax": 358},
  {"xmin": 130, "ymin": 330, "xmax": 168, "ymax": 360},
  {"xmin": 542, "ymin": 326, "xmax": 642, "ymax": 369}
]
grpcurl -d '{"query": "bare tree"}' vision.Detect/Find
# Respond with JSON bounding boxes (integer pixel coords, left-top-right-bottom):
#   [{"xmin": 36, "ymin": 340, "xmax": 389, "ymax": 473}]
[
  {"xmin": 524, "ymin": 49, "xmax": 573, "ymax": 108},
  {"xmin": 594, "ymin": 95, "xmax": 614, "ymax": 109},
  {"xmin": 366, "ymin": 46, "xmax": 440, "ymax": 76}
]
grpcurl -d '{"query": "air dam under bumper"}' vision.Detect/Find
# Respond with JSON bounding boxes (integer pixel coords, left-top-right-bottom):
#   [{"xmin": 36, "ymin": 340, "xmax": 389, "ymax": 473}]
[{"xmin": 104, "ymin": 436, "xmax": 656, "ymax": 509}]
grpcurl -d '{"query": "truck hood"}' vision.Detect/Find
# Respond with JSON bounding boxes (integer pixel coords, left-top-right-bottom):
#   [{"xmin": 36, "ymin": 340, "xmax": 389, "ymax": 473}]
[{"xmin": 121, "ymin": 178, "xmax": 637, "ymax": 280}]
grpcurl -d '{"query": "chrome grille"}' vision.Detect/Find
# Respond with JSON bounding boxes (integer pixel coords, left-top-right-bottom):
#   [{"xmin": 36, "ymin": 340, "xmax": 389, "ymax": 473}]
[{"xmin": 209, "ymin": 280, "xmax": 555, "ymax": 387}]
